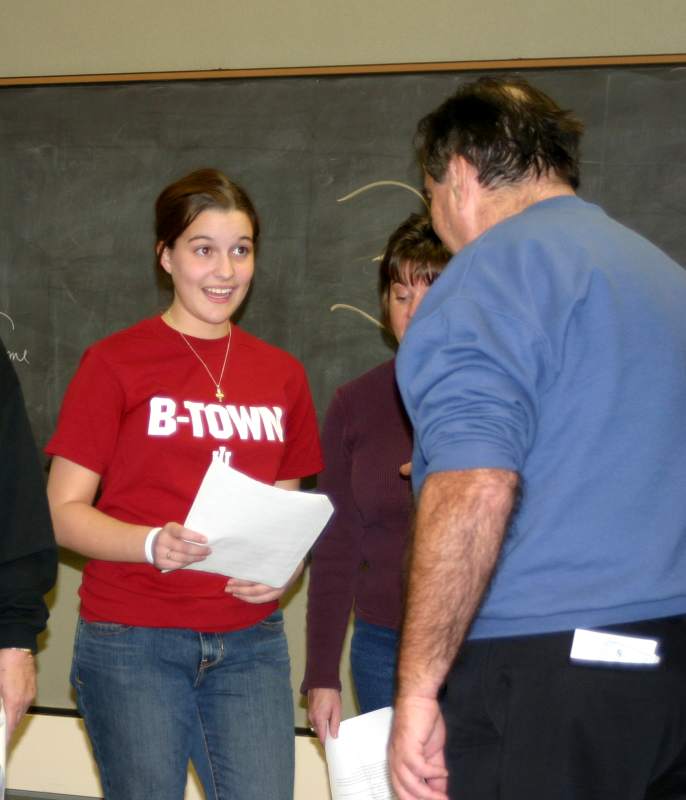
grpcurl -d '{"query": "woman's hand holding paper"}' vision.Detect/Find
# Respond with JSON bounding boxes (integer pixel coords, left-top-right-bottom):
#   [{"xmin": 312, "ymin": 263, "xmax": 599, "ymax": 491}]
[
  {"xmin": 307, "ymin": 687, "xmax": 342, "ymax": 744},
  {"xmin": 151, "ymin": 523, "xmax": 211, "ymax": 571},
  {"xmin": 225, "ymin": 559, "xmax": 305, "ymax": 603}
]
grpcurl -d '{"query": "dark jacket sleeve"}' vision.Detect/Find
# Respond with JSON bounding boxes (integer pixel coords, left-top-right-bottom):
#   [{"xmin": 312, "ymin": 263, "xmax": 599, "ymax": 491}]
[
  {"xmin": 0, "ymin": 341, "xmax": 57, "ymax": 651},
  {"xmin": 302, "ymin": 388, "xmax": 365, "ymax": 692}
]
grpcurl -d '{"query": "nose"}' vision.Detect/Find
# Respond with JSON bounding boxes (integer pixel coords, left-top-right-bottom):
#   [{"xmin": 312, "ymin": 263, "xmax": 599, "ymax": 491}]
[{"xmin": 215, "ymin": 252, "xmax": 235, "ymax": 279}]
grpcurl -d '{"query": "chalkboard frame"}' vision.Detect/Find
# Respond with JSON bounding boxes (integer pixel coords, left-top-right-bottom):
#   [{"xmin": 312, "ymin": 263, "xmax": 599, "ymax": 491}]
[{"xmin": 2, "ymin": 52, "xmax": 686, "ymax": 86}]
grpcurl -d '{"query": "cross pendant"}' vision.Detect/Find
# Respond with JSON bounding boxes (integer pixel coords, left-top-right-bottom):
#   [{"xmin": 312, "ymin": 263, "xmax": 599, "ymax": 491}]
[{"xmin": 215, "ymin": 386, "xmax": 225, "ymax": 402}]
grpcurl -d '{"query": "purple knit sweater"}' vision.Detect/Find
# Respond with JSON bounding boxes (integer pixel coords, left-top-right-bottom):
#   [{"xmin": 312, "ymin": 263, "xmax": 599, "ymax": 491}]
[{"xmin": 302, "ymin": 359, "xmax": 414, "ymax": 692}]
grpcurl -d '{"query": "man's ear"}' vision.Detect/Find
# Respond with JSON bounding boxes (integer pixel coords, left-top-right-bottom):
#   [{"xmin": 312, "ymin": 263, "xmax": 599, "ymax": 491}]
[
  {"xmin": 445, "ymin": 155, "xmax": 462, "ymax": 188},
  {"xmin": 448, "ymin": 156, "xmax": 480, "ymax": 208}
]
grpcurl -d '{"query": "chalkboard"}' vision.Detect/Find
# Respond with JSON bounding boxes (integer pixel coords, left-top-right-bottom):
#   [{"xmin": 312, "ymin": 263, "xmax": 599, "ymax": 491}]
[
  {"xmin": 2, "ymin": 66, "xmax": 686, "ymax": 442},
  {"xmin": 1, "ymin": 64, "xmax": 685, "ymax": 719}
]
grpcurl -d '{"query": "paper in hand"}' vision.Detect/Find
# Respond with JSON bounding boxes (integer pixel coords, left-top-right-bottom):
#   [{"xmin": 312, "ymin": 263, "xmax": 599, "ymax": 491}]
[
  {"xmin": 183, "ymin": 458, "xmax": 333, "ymax": 587},
  {"xmin": 325, "ymin": 707, "xmax": 397, "ymax": 800}
]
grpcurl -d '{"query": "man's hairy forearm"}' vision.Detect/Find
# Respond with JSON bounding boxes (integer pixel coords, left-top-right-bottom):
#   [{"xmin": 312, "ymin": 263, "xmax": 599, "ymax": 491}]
[{"xmin": 397, "ymin": 468, "xmax": 518, "ymax": 699}]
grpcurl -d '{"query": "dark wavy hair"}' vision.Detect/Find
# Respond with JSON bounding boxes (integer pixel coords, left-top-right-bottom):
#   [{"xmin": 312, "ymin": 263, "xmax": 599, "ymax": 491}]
[
  {"xmin": 415, "ymin": 77, "xmax": 584, "ymax": 190},
  {"xmin": 378, "ymin": 213, "xmax": 451, "ymax": 331}
]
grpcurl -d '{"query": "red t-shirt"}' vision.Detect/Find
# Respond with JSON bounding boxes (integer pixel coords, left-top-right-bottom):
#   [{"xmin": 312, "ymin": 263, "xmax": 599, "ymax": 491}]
[{"xmin": 46, "ymin": 316, "xmax": 323, "ymax": 631}]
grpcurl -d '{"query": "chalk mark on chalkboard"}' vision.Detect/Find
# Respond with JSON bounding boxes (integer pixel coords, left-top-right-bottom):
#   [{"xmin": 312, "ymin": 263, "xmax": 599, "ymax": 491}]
[
  {"xmin": 330, "ymin": 304, "xmax": 384, "ymax": 329},
  {"xmin": 331, "ymin": 181, "xmax": 426, "ymax": 332},
  {"xmin": 337, "ymin": 180, "xmax": 427, "ymax": 208},
  {"xmin": 336, "ymin": 181, "xmax": 427, "ymax": 266},
  {"xmin": 8, "ymin": 349, "xmax": 29, "ymax": 364},
  {"xmin": 0, "ymin": 311, "xmax": 31, "ymax": 364},
  {"xmin": 0, "ymin": 312, "xmax": 15, "ymax": 332}
]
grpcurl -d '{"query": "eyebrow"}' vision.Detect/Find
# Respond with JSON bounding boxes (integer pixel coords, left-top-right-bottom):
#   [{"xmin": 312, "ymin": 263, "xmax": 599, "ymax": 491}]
[{"xmin": 187, "ymin": 234, "xmax": 253, "ymax": 243}]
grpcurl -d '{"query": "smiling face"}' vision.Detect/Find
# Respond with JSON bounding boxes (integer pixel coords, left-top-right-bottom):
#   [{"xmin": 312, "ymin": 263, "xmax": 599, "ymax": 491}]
[{"xmin": 159, "ymin": 208, "xmax": 255, "ymax": 338}]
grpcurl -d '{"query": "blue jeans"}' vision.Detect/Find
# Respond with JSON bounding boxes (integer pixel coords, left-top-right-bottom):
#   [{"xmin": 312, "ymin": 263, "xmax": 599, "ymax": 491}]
[
  {"xmin": 71, "ymin": 611, "xmax": 294, "ymax": 800},
  {"xmin": 350, "ymin": 618, "xmax": 399, "ymax": 713}
]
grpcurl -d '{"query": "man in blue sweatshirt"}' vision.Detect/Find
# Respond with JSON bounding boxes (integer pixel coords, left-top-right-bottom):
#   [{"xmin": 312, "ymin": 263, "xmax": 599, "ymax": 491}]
[{"xmin": 389, "ymin": 77, "xmax": 686, "ymax": 800}]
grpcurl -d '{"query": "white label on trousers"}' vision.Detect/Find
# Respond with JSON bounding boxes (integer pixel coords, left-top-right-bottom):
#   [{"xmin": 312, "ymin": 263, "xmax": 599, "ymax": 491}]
[{"xmin": 570, "ymin": 628, "xmax": 660, "ymax": 665}]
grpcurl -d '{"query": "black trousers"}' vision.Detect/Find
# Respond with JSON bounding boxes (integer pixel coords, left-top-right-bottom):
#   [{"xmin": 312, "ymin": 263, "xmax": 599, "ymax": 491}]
[{"xmin": 441, "ymin": 615, "xmax": 686, "ymax": 800}]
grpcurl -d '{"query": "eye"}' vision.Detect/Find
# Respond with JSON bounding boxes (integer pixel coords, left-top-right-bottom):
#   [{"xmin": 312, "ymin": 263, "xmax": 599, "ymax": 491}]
[
  {"xmin": 391, "ymin": 282, "xmax": 410, "ymax": 303},
  {"xmin": 195, "ymin": 245, "xmax": 212, "ymax": 256},
  {"xmin": 232, "ymin": 244, "xmax": 252, "ymax": 257}
]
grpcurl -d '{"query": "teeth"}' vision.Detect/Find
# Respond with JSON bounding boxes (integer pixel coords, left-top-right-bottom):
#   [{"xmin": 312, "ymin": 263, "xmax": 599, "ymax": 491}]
[{"xmin": 205, "ymin": 288, "xmax": 232, "ymax": 296}]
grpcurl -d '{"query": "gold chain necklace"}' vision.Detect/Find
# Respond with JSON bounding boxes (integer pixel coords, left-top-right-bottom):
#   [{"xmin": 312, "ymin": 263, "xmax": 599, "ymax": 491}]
[{"xmin": 177, "ymin": 324, "xmax": 232, "ymax": 402}]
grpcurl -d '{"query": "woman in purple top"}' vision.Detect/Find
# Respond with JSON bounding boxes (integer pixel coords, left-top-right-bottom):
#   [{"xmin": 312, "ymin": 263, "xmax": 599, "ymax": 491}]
[{"xmin": 303, "ymin": 213, "xmax": 450, "ymax": 742}]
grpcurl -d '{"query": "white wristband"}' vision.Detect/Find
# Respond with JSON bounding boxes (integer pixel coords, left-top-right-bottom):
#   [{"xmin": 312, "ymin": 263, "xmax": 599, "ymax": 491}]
[{"xmin": 144, "ymin": 527, "xmax": 162, "ymax": 565}]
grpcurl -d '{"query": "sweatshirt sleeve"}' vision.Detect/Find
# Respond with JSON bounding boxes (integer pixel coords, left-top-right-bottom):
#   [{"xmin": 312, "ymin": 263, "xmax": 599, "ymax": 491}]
[
  {"xmin": 0, "ymin": 551, "xmax": 57, "ymax": 651},
  {"xmin": 397, "ymin": 296, "xmax": 550, "ymax": 489},
  {"xmin": 302, "ymin": 388, "xmax": 364, "ymax": 692},
  {"xmin": 0, "ymin": 343, "xmax": 57, "ymax": 652}
]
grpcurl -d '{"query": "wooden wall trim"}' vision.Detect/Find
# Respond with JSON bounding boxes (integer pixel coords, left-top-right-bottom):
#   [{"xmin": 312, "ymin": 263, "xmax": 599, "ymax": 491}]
[{"xmin": 2, "ymin": 53, "xmax": 686, "ymax": 86}]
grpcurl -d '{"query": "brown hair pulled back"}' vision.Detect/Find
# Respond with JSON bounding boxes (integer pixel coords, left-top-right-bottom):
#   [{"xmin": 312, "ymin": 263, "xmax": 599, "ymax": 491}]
[{"xmin": 155, "ymin": 168, "xmax": 260, "ymax": 263}]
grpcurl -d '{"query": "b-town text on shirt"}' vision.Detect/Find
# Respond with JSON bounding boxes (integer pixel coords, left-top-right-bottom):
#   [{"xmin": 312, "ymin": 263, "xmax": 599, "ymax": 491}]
[{"xmin": 147, "ymin": 397, "xmax": 284, "ymax": 442}]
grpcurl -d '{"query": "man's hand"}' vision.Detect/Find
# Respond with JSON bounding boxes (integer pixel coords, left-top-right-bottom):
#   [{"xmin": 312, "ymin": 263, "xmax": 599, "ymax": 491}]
[
  {"xmin": 307, "ymin": 687, "xmax": 342, "ymax": 744},
  {"xmin": 390, "ymin": 469, "xmax": 516, "ymax": 798},
  {"xmin": 0, "ymin": 648, "xmax": 36, "ymax": 740},
  {"xmin": 389, "ymin": 695, "xmax": 448, "ymax": 800}
]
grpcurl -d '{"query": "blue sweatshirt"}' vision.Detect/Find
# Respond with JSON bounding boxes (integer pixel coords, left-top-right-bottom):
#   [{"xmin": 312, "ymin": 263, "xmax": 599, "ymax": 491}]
[{"xmin": 397, "ymin": 195, "xmax": 686, "ymax": 638}]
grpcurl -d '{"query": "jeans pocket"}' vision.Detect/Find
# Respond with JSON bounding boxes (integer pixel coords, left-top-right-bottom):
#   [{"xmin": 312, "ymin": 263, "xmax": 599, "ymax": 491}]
[
  {"xmin": 73, "ymin": 618, "xmax": 142, "ymax": 689},
  {"xmin": 258, "ymin": 610, "xmax": 284, "ymax": 631},
  {"xmin": 81, "ymin": 620, "xmax": 134, "ymax": 637}
]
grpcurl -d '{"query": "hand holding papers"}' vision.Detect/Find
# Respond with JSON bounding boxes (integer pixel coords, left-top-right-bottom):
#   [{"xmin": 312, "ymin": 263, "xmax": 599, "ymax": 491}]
[
  {"xmin": 183, "ymin": 459, "xmax": 333, "ymax": 587},
  {"xmin": 325, "ymin": 707, "xmax": 397, "ymax": 800}
]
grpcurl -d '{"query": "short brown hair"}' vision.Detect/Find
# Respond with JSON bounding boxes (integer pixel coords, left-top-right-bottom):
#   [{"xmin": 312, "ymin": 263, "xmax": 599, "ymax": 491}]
[{"xmin": 378, "ymin": 213, "xmax": 451, "ymax": 330}]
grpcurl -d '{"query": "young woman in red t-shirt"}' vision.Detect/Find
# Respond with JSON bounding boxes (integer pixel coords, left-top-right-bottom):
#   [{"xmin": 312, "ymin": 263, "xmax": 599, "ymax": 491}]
[{"xmin": 46, "ymin": 169, "xmax": 322, "ymax": 800}]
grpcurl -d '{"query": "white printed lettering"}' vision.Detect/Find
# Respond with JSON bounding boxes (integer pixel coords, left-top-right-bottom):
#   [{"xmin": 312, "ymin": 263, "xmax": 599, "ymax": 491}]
[
  {"xmin": 258, "ymin": 406, "xmax": 284, "ymax": 442},
  {"xmin": 148, "ymin": 397, "xmax": 178, "ymax": 436},
  {"xmin": 227, "ymin": 405, "xmax": 264, "ymax": 440},
  {"xmin": 184, "ymin": 401, "xmax": 206, "ymax": 438},
  {"xmin": 204, "ymin": 404, "xmax": 233, "ymax": 440},
  {"xmin": 213, "ymin": 446, "xmax": 232, "ymax": 466},
  {"xmin": 147, "ymin": 397, "xmax": 286, "ymax": 444}
]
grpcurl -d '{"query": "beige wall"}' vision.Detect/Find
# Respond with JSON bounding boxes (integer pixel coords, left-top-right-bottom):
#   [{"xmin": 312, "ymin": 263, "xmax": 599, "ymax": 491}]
[{"xmin": 1, "ymin": 0, "xmax": 685, "ymax": 79}]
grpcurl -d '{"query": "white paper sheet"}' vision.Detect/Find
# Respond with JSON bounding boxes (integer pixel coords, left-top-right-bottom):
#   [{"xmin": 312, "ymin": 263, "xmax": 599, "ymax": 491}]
[
  {"xmin": 182, "ymin": 458, "xmax": 333, "ymax": 587},
  {"xmin": 570, "ymin": 628, "xmax": 660, "ymax": 665},
  {"xmin": 325, "ymin": 707, "xmax": 397, "ymax": 800}
]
